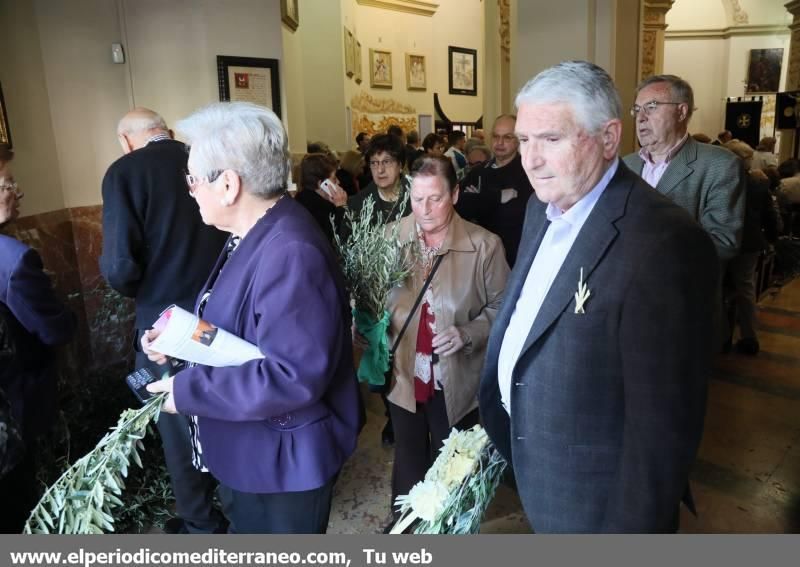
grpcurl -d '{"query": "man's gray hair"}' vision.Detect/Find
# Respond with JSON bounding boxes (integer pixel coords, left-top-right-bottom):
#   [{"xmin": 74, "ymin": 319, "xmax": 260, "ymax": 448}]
[
  {"xmin": 515, "ymin": 61, "xmax": 621, "ymax": 133},
  {"xmin": 117, "ymin": 108, "xmax": 168, "ymax": 135},
  {"xmin": 176, "ymin": 102, "xmax": 289, "ymax": 199},
  {"xmin": 636, "ymin": 74, "xmax": 695, "ymax": 119}
]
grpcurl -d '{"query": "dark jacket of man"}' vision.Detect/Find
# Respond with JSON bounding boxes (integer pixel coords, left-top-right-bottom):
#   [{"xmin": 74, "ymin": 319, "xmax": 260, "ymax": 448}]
[
  {"xmin": 479, "ymin": 163, "xmax": 718, "ymax": 533},
  {"xmin": 100, "ymin": 139, "xmax": 228, "ymax": 329},
  {"xmin": 455, "ymin": 154, "xmax": 534, "ymax": 266}
]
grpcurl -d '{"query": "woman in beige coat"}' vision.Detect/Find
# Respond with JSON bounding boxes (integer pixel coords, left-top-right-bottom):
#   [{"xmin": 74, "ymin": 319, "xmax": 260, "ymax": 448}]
[{"xmin": 385, "ymin": 155, "xmax": 509, "ymax": 527}]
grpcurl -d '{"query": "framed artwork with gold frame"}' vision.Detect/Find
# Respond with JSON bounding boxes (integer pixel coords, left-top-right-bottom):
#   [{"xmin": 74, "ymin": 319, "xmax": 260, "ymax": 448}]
[
  {"xmin": 405, "ymin": 53, "xmax": 426, "ymax": 90},
  {"xmin": 344, "ymin": 27, "xmax": 355, "ymax": 78},
  {"xmin": 281, "ymin": 0, "xmax": 299, "ymax": 31},
  {"xmin": 355, "ymin": 40, "xmax": 363, "ymax": 84},
  {"xmin": 369, "ymin": 48, "xmax": 393, "ymax": 88}
]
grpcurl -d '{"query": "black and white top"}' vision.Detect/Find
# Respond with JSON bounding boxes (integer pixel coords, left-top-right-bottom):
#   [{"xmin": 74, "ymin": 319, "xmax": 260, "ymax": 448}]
[{"xmin": 188, "ymin": 235, "xmax": 241, "ymax": 471}]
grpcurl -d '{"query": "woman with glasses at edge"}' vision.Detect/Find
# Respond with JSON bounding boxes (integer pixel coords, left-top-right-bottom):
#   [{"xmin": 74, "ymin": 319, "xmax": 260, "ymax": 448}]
[
  {"xmin": 0, "ymin": 144, "xmax": 76, "ymax": 532},
  {"xmin": 346, "ymin": 133, "xmax": 412, "ymax": 226},
  {"xmin": 142, "ymin": 103, "xmax": 361, "ymax": 534},
  {"xmin": 345, "ymin": 133, "xmax": 413, "ymax": 447}
]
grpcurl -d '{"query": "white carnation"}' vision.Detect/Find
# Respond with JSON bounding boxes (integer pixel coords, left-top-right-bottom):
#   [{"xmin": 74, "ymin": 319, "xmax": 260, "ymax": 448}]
[{"xmin": 406, "ymin": 481, "xmax": 449, "ymax": 521}]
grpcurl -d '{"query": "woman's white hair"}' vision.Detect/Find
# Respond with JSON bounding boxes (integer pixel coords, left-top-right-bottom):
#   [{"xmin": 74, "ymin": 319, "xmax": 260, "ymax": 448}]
[
  {"xmin": 176, "ymin": 102, "xmax": 290, "ymax": 199},
  {"xmin": 515, "ymin": 60, "xmax": 622, "ymax": 134}
]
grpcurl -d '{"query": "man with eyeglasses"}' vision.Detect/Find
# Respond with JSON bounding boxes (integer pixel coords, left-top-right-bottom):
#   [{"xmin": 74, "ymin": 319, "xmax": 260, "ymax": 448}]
[
  {"xmin": 623, "ymin": 75, "xmax": 744, "ymax": 351},
  {"xmin": 100, "ymin": 107, "xmax": 228, "ymax": 534},
  {"xmin": 623, "ymin": 75, "xmax": 744, "ymax": 263},
  {"xmin": 456, "ymin": 114, "xmax": 534, "ymax": 266}
]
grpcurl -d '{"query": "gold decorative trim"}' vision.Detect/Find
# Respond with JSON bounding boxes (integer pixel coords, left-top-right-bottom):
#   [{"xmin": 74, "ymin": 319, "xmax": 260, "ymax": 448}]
[
  {"xmin": 665, "ymin": 24, "xmax": 789, "ymax": 39},
  {"xmin": 351, "ymin": 92, "xmax": 416, "ymax": 114},
  {"xmin": 725, "ymin": 0, "xmax": 749, "ymax": 25},
  {"xmin": 498, "ymin": 0, "xmax": 510, "ymax": 63},
  {"xmin": 356, "ymin": 0, "xmax": 439, "ymax": 17}
]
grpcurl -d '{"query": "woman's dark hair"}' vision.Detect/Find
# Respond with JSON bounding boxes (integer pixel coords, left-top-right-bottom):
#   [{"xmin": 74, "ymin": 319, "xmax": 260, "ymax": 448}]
[
  {"xmin": 365, "ymin": 133, "xmax": 405, "ymax": 164},
  {"xmin": 299, "ymin": 153, "xmax": 337, "ymax": 193},
  {"xmin": 410, "ymin": 155, "xmax": 457, "ymax": 193},
  {"xmin": 421, "ymin": 133, "xmax": 443, "ymax": 152}
]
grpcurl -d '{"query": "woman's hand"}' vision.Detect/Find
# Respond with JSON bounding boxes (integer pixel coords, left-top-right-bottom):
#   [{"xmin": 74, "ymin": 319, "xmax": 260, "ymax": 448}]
[
  {"xmin": 432, "ymin": 326, "xmax": 468, "ymax": 357},
  {"xmin": 351, "ymin": 323, "xmax": 370, "ymax": 351},
  {"xmin": 140, "ymin": 328, "xmax": 170, "ymax": 366},
  {"xmin": 319, "ymin": 181, "xmax": 349, "ymax": 208},
  {"xmin": 146, "ymin": 376, "xmax": 177, "ymax": 413}
]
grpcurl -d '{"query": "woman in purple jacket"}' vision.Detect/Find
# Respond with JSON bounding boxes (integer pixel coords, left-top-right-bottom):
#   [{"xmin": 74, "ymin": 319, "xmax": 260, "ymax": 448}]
[
  {"xmin": 0, "ymin": 144, "xmax": 75, "ymax": 532},
  {"xmin": 143, "ymin": 102, "xmax": 361, "ymax": 534}
]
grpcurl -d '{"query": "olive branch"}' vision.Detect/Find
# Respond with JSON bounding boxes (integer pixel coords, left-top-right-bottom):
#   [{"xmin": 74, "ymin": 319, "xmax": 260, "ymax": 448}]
[{"xmin": 23, "ymin": 393, "xmax": 165, "ymax": 534}]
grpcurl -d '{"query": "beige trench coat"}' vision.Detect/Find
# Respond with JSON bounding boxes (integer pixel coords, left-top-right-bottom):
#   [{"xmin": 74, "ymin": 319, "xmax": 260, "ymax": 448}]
[{"xmin": 386, "ymin": 213, "xmax": 509, "ymax": 425}]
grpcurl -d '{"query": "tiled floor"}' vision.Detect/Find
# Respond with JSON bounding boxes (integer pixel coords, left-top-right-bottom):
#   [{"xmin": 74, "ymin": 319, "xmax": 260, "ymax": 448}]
[{"xmin": 328, "ymin": 277, "xmax": 800, "ymax": 534}]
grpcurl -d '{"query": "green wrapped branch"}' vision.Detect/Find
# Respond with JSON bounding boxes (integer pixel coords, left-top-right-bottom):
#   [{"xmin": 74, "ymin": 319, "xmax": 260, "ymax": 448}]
[
  {"xmin": 23, "ymin": 393, "xmax": 165, "ymax": 534},
  {"xmin": 333, "ymin": 195, "xmax": 416, "ymax": 385}
]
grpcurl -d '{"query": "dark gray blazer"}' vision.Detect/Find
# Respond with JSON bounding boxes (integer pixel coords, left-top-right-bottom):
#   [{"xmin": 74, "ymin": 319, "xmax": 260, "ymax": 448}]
[
  {"xmin": 479, "ymin": 162, "xmax": 718, "ymax": 533},
  {"xmin": 623, "ymin": 136, "xmax": 745, "ymax": 261}
]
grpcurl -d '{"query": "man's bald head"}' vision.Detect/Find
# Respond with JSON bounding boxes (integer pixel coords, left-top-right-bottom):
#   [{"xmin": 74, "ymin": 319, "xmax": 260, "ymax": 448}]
[{"xmin": 117, "ymin": 107, "xmax": 169, "ymax": 154}]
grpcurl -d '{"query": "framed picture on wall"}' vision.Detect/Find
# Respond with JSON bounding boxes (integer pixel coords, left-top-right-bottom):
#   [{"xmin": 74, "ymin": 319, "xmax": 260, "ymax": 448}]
[
  {"xmin": 281, "ymin": 0, "xmax": 299, "ymax": 31},
  {"xmin": 355, "ymin": 40, "xmax": 363, "ymax": 84},
  {"xmin": 405, "ymin": 53, "xmax": 426, "ymax": 90},
  {"xmin": 0, "ymin": 82, "xmax": 11, "ymax": 148},
  {"xmin": 448, "ymin": 46, "xmax": 477, "ymax": 96},
  {"xmin": 746, "ymin": 48, "xmax": 783, "ymax": 94},
  {"xmin": 369, "ymin": 49, "xmax": 393, "ymax": 88},
  {"xmin": 217, "ymin": 56, "xmax": 282, "ymax": 118},
  {"xmin": 344, "ymin": 27, "xmax": 355, "ymax": 78}
]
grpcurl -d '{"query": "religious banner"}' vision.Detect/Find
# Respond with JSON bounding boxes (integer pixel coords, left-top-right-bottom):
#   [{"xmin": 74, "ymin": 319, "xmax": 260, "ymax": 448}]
[{"xmin": 725, "ymin": 99, "xmax": 762, "ymax": 149}]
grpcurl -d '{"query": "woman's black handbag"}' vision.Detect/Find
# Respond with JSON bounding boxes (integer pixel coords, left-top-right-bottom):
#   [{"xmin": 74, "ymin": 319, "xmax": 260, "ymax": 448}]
[{"xmin": 370, "ymin": 255, "xmax": 444, "ymax": 394}]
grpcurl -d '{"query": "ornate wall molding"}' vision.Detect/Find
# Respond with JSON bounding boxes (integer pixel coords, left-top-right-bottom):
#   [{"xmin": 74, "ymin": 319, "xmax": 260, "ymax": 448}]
[
  {"xmin": 355, "ymin": 0, "xmax": 438, "ymax": 17},
  {"xmin": 640, "ymin": 30, "xmax": 657, "ymax": 81},
  {"xmin": 784, "ymin": 1, "xmax": 800, "ymax": 90},
  {"xmin": 498, "ymin": 0, "xmax": 510, "ymax": 63},
  {"xmin": 350, "ymin": 92, "xmax": 417, "ymax": 137},
  {"xmin": 351, "ymin": 92, "xmax": 416, "ymax": 114},
  {"xmin": 665, "ymin": 24, "xmax": 789, "ymax": 39},
  {"xmin": 724, "ymin": 0, "xmax": 749, "ymax": 26},
  {"xmin": 640, "ymin": 1, "xmax": 675, "ymax": 82}
]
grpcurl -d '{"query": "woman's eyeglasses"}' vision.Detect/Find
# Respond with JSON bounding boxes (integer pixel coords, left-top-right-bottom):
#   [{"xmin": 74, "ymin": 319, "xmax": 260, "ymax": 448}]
[{"xmin": 184, "ymin": 170, "xmax": 223, "ymax": 194}]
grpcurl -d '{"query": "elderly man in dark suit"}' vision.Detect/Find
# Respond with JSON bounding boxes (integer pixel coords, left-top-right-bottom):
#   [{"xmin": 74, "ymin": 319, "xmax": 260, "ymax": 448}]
[
  {"xmin": 623, "ymin": 76, "xmax": 744, "ymax": 262},
  {"xmin": 478, "ymin": 61, "xmax": 719, "ymax": 533},
  {"xmin": 100, "ymin": 108, "xmax": 228, "ymax": 534}
]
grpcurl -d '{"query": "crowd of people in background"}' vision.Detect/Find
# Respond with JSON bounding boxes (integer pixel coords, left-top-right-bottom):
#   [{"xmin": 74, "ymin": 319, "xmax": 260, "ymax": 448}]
[{"xmin": 1, "ymin": 60, "xmax": 797, "ymax": 535}]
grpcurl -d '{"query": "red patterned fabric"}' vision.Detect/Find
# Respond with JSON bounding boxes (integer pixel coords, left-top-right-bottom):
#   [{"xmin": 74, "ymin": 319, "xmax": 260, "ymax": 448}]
[{"xmin": 414, "ymin": 301, "xmax": 436, "ymax": 403}]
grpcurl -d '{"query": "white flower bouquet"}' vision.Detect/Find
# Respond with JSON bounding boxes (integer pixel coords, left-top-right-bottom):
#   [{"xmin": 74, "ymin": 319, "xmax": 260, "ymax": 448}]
[{"xmin": 391, "ymin": 425, "xmax": 508, "ymax": 534}]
